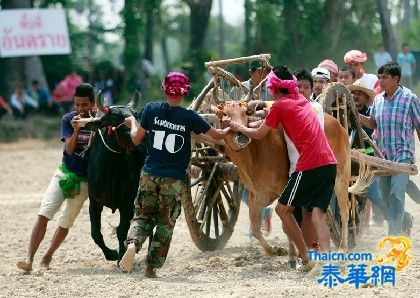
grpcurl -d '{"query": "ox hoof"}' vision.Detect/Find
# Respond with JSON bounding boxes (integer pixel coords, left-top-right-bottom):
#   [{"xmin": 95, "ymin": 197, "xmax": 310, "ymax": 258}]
[
  {"xmin": 104, "ymin": 249, "xmax": 119, "ymax": 261},
  {"xmin": 275, "ymin": 246, "xmax": 288, "ymax": 256},
  {"xmin": 288, "ymin": 259, "xmax": 297, "ymax": 269}
]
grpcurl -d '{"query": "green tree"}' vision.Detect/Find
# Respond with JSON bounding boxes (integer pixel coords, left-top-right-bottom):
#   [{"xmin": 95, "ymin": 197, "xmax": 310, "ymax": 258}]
[
  {"xmin": 183, "ymin": 0, "xmax": 213, "ymax": 90},
  {"xmin": 121, "ymin": 0, "xmax": 142, "ymax": 97},
  {"xmin": 244, "ymin": 0, "xmax": 381, "ymax": 71}
]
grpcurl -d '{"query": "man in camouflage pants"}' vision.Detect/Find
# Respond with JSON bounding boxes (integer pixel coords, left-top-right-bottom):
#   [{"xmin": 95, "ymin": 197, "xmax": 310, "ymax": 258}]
[
  {"xmin": 120, "ymin": 72, "xmax": 229, "ymax": 278},
  {"xmin": 126, "ymin": 173, "xmax": 183, "ymax": 270}
]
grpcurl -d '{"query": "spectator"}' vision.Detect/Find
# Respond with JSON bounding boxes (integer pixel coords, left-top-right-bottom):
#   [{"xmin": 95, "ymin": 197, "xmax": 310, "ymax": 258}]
[
  {"xmin": 0, "ymin": 95, "xmax": 12, "ymax": 120},
  {"xmin": 359, "ymin": 62, "xmax": 420, "ymax": 236},
  {"xmin": 348, "ymin": 80, "xmax": 386, "ymax": 225},
  {"xmin": 350, "ymin": 79, "xmax": 418, "ymax": 229},
  {"xmin": 344, "ymin": 49, "xmax": 378, "ymax": 90},
  {"xmin": 318, "ymin": 59, "xmax": 339, "ymax": 82},
  {"xmin": 52, "ymin": 71, "xmax": 83, "ymax": 114},
  {"xmin": 230, "ymin": 60, "xmax": 272, "ymax": 101},
  {"xmin": 10, "ymin": 83, "xmax": 38, "ymax": 119},
  {"xmin": 397, "ymin": 43, "xmax": 416, "ymax": 90},
  {"xmin": 310, "ymin": 67, "xmax": 330, "ymax": 101},
  {"xmin": 374, "ymin": 44, "xmax": 393, "ymax": 69},
  {"xmin": 29, "ymin": 80, "xmax": 51, "ymax": 114},
  {"xmin": 94, "ymin": 72, "xmax": 114, "ymax": 106},
  {"xmin": 337, "ymin": 65, "xmax": 356, "ymax": 86}
]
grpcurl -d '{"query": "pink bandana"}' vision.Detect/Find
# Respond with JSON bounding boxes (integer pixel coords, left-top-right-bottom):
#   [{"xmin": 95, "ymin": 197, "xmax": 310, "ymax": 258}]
[
  {"xmin": 266, "ymin": 70, "xmax": 299, "ymax": 96},
  {"xmin": 162, "ymin": 71, "xmax": 191, "ymax": 96},
  {"xmin": 344, "ymin": 50, "xmax": 368, "ymax": 64}
]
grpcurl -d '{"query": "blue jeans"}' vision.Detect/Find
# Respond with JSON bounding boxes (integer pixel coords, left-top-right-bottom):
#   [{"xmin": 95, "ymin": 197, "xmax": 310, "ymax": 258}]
[
  {"xmin": 242, "ymin": 188, "xmax": 272, "ymax": 220},
  {"xmin": 368, "ymin": 178, "xmax": 389, "ymax": 219},
  {"xmin": 377, "ymin": 159, "xmax": 410, "ymax": 235},
  {"xmin": 406, "ymin": 179, "xmax": 420, "ymax": 203}
]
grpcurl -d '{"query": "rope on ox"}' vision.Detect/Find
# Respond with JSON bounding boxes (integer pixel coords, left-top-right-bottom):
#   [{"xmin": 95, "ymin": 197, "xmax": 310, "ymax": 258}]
[
  {"xmin": 97, "ymin": 121, "xmax": 135, "ymax": 154},
  {"xmin": 97, "ymin": 128, "xmax": 122, "ymax": 154}
]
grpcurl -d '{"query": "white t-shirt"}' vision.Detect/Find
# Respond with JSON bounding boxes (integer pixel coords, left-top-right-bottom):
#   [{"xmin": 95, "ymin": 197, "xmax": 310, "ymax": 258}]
[{"xmin": 284, "ymin": 102, "xmax": 324, "ymax": 176}]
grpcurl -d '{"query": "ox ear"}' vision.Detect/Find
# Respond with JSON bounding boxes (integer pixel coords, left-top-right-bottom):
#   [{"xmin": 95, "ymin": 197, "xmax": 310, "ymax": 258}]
[
  {"xmin": 128, "ymin": 91, "xmax": 141, "ymax": 110},
  {"xmin": 238, "ymin": 101, "xmax": 247, "ymax": 108}
]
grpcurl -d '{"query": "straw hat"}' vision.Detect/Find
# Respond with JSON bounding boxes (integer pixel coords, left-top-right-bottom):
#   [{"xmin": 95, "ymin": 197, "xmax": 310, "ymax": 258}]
[{"xmin": 347, "ymin": 79, "xmax": 376, "ymax": 106}]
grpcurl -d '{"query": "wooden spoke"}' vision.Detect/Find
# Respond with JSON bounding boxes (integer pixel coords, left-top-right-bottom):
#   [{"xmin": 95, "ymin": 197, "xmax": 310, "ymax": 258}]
[
  {"xmin": 213, "ymin": 204, "xmax": 219, "ymax": 238},
  {"xmin": 217, "ymin": 199, "xmax": 229, "ymax": 225},
  {"xmin": 204, "ymin": 206, "xmax": 212, "ymax": 237}
]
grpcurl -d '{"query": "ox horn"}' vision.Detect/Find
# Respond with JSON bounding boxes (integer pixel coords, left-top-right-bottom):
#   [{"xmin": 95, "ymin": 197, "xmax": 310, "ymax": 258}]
[
  {"xmin": 95, "ymin": 90, "xmax": 106, "ymax": 112},
  {"xmin": 128, "ymin": 90, "xmax": 141, "ymax": 110}
]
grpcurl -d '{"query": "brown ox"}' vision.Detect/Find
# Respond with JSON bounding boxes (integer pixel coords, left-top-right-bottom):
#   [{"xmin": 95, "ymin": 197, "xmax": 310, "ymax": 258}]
[{"xmin": 222, "ymin": 101, "xmax": 358, "ymax": 261}]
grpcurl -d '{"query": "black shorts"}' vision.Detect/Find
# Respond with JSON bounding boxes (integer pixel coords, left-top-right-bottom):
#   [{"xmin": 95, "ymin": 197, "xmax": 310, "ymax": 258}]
[{"xmin": 279, "ymin": 164, "xmax": 336, "ymax": 212}]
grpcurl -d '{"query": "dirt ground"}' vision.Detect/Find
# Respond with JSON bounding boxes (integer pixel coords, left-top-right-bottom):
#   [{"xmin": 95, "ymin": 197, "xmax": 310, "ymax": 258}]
[{"xmin": 1, "ymin": 139, "xmax": 420, "ymax": 297}]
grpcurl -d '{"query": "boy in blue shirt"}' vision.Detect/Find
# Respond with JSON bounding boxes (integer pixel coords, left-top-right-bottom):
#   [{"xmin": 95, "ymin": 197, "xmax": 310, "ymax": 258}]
[{"xmin": 17, "ymin": 83, "xmax": 95, "ymax": 272}]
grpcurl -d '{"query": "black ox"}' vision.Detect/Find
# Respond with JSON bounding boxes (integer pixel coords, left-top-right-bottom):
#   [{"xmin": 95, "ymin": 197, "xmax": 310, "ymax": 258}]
[{"xmin": 85, "ymin": 91, "xmax": 146, "ymax": 262}]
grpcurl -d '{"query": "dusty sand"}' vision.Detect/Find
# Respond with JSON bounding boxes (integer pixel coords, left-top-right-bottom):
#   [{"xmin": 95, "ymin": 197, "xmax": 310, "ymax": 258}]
[{"xmin": 1, "ymin": 139, "xmax": 420, "ymax": 297}]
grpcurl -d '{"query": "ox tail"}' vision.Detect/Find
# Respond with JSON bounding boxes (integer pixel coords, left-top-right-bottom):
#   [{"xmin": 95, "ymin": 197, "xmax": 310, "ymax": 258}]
[{"xmin": 348, "ymin": 153, "xmax": 374, "ymax": 195}]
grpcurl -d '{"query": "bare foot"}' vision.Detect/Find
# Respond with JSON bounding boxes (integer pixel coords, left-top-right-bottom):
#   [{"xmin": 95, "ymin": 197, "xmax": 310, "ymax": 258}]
[
  {"xmin": 144, "ymin": 266, "xmax": 157, "ymax": 278},
  {"xmin": 40, "ymin": 255, "xmax": 52, "ymax": 270},
  {"xmin": 16, "ymin": 260, "xmax": 32, "ymax": 272},
  {"xmin": 119, "ymin": 243, "xmax": 136, "ymax": 273}
]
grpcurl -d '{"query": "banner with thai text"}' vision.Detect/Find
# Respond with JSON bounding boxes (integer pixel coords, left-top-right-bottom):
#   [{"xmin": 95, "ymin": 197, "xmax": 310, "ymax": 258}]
[{"xmin": 0, "ymin": 8, "xmax": 71, "ymax": 58}]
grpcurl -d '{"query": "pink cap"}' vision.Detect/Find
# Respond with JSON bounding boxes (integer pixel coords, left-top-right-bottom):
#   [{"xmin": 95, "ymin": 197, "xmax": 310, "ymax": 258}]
[
  {"xmin": 344, "ymin": 50, "xmax": 368, "ymax": 64},
  {"xmin": 162, "ymin": 71, "xmax": 190, "ymax": 96},
  {"xmin": 318, "ymin": 59, "xmax": 338, "ymax": 75}
]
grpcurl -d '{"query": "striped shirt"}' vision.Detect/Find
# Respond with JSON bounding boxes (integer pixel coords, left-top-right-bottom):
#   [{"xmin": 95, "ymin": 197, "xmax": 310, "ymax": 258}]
[{"xmin": 371, "ymin": 86, "xmax": 420, "ymax": 163}]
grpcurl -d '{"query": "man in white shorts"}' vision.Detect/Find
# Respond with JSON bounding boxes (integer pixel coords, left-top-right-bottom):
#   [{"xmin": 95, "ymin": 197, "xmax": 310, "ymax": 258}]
[{"xmin": 17, "ymin": 83, "xmax": 95, "ymax": 272}]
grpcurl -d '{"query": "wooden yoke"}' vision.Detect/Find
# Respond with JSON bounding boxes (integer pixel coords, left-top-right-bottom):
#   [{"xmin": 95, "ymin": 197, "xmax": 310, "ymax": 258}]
[{"xmin": 205, "ymin": 53, "xmax": 271, "ymax": 68}]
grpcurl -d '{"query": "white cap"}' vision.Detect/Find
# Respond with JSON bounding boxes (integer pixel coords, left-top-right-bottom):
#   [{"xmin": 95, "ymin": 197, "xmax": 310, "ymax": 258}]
[{"xmin": 311, "ymin": 67, "xmax": 331, "ymax": 80}]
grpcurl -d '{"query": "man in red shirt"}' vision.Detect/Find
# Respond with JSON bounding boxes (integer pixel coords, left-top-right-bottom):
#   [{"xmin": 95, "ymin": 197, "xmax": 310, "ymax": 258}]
[{"xmin": 229, "ymin": 66, "xmax": 337, "ymax": 269}]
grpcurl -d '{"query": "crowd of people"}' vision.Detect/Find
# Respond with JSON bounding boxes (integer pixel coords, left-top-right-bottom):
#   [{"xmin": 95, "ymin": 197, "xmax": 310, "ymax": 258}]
[
  {"xmin": 14, "ymin": 44, "xmax": 420, "ymax": 278},
  {"xmin": 0, "ymin": 70, "xmax": 119, "ymax": 121}
]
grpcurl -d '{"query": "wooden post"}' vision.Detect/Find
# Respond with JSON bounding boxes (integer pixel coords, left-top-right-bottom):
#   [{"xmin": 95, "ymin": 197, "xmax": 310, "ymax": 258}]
[
  {"xmin": 351, "ymin": 150, "xmax": 418, "ymax": 175},
  {"xmin": 359, "ymin": 129, "xmax": 385, "ymax": 159},
  {"xmin": 341, "ymin": 94, "xmax": 349, "ymax": 132}
]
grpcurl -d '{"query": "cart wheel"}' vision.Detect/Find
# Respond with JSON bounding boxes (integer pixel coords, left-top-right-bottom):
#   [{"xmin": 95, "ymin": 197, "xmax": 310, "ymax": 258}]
[
  {"xmin": 182, "ymin": 147, "xmax": 242, "ymax": 251},
  {"xmin": 326, "ymin": 203, "xmax": 341, "ymax": 249},
  {"xmin": 326, "ymin": 192, "xmax": 369, "ymax": 250},
  {"xmin": 348, "ymin": 193, "xmax": 369, "ymax": 249}
]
